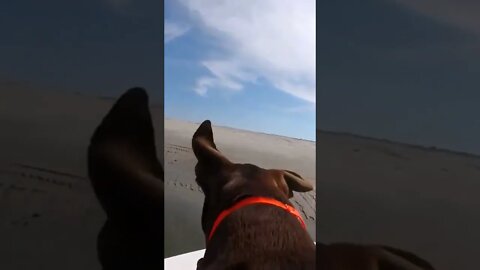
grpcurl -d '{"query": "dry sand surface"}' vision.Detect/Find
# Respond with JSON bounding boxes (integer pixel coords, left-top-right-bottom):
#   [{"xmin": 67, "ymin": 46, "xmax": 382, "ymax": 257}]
[
  {"xmin": 164, "ymin": 118, "xmax": 317, "ymax": 257},
  {"xmin": 1, "ymin": 82, "xmax": 478, "ymax": 269},
  {"xmin": 318, "ymin": 132, "xmax": 480, "ymax": 270},
  {"xmin": 0, "ymin": 83, "xmax": 162, "ymax": 270}
]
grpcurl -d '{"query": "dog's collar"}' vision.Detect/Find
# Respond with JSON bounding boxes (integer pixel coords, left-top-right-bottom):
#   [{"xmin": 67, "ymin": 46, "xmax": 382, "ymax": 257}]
[{"xmin": 207, "ymin": 196, "xmax": 306, "ymax": 242}]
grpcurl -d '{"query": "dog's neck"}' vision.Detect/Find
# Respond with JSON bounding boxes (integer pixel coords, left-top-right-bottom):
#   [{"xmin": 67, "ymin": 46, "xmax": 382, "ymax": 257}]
[
  {"xmin": 202, "ymin": 193, "xmax": 288, "ymax": 240},
  {"xmin": 199, "ymin": 195, "xmax": 315, "ymax": 269},
  {"xmin": 207, "ymin": 196, "xmax": 306, "ymax": 242}
]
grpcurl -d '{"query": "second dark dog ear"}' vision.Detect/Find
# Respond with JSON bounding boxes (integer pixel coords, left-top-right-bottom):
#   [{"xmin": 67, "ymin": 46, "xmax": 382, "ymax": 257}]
[
  {"xmin": 283, "ymin": 170, "xmax": 314, "ymax": 193},
  {"xmin": 192, "ymin": 120, "xmax": 231, "ymax": 169},
  {"xmin": 270, "ymin": 169, "xmax": 313, "ymax": 198}
]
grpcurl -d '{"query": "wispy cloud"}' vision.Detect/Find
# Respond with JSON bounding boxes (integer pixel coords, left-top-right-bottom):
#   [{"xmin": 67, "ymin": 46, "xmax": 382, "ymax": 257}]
[
  {"xmin": 194, "ymin": 60, "xmax": 255, "ymax": 96},
  {"xmin": 179, "ymin": 0, "xmax": 316, "ymax": 104},
  {"xmin": 392, "ymin": 0, "xmax": 480, "ymax": 36},
  {"xmin": 165, "ymin": 21, "xmax": 190, "ymax": 43}
]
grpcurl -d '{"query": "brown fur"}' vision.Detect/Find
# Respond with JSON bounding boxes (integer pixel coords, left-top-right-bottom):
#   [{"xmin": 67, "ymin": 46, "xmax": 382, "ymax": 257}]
[
  {"xmin": 192, "ymin": 120, "xmax": 316, "ymax": 270},
  {"xmin": 87, "ymin": 88, "xmax": 164, "ymax": 269}
]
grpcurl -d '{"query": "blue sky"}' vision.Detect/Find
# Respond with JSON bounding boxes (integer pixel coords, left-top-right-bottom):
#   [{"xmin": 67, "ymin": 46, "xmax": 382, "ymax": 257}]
[
  {"xmin": 0, "ymin": 0, "xmax": 162, "ymax": 103},
  {"xmin": 3, "ymin": 0, "xmax": 479, "ymax": 153},
  {"xmin": 319, "ymin": 0, "xmax": 480, "ymax": 154},
  {"xmin": 164, "ymin": 0, "xmax": 316, "ymax": 141}
]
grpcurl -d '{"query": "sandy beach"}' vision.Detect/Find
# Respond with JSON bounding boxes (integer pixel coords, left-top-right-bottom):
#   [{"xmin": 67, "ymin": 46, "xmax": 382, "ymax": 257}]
[
  {"xmin": 1, "ymin": 83, "xmax": 478, "ymax": 269},
  {"xmin": 317, "ymin": 131, "xmax": 480, "ymax": 270},
  {"xmin": 164, "ymin": 118, "xmax": 317, "ymax": 257},
  {"xmin": 0, "ymin": 83, "xmax": 162, "ymax": 270}
]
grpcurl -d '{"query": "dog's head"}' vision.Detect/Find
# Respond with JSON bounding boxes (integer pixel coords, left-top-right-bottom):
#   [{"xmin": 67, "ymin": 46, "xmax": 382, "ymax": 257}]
[{"xmin": 192, "ymin": 120, "xmax": 313, "ymax": 235}]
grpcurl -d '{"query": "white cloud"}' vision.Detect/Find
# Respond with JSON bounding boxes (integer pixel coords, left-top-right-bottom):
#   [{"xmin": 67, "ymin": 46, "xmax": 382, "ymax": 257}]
[
  {"xmin": 392, "ymin": 0, "xmax": 480, "ymax": 35},
  {"xmin": 178, "ymin": 0, "xmax": 316, "ymax": 104},
  {"xmin": 165, "ymin": 21, "xmax": 190, "ymax": 43}
]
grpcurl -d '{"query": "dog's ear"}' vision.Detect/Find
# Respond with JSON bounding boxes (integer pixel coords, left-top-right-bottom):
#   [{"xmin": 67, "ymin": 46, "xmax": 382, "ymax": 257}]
[
  {"xmin": 283, "ymin": 170, "xmax": 313, "ymax": 192},
  {"xmin": 192, "ymin": 120, "xmax": 230, "ymax": 168},
  {"xmin": 88, "ymin": 87, "xmax": 164, "ymax": 220},
  {"xmin": 271, "ymin": 169, "xmax": 313, "ymax": 198}
]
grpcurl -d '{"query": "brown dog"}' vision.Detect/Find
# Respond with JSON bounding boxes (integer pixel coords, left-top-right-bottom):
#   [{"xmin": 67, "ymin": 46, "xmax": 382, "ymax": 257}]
[
  {"xmin": 87, "ymin": 88, "xmax": 164, "ymax": 269},
  {"xmin": 192, "ymin": 120, "xmax": 316, "ymax": 270}
]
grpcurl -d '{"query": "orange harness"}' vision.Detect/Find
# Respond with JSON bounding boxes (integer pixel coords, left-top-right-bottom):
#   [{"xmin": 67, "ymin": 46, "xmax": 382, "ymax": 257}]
[{"xmin": 208, "ymin": 196, "xmax": 307, "ymax": 242}]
